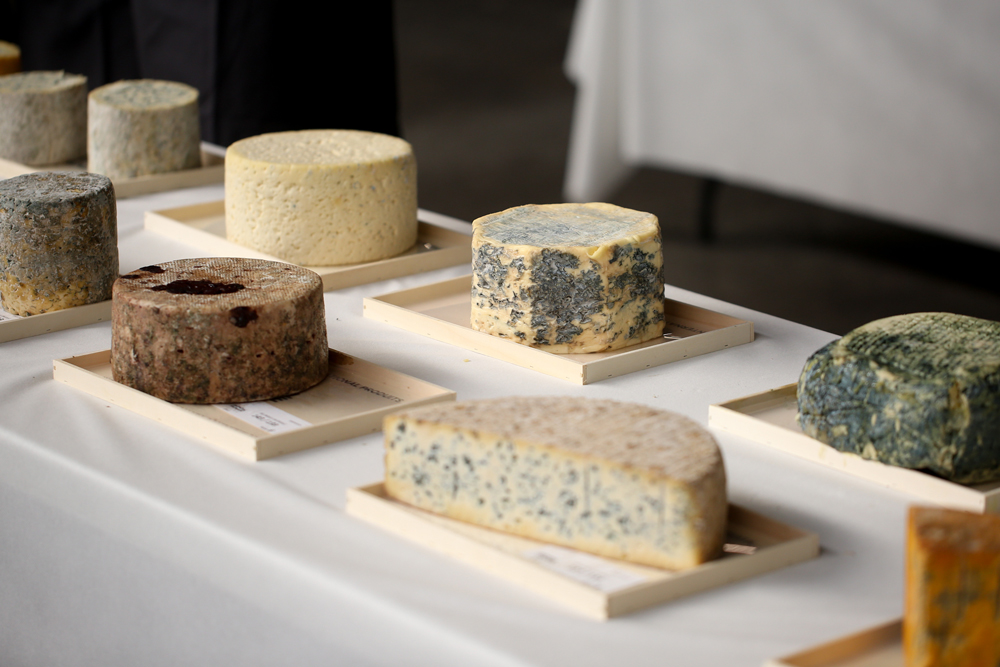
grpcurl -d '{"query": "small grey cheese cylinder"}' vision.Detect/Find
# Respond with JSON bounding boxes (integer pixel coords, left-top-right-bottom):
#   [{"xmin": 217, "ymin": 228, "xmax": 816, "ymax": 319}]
[
  {"xmin": 0, "ymin": 172, "xmax": 118, "ymax": 316},
  {"xmin": 0, "ymin": 71, "xmax": 87, "ymax": 165},
  {"xmin": 88, "ymin": 79, "xmax": 201, "ymax": 180}
]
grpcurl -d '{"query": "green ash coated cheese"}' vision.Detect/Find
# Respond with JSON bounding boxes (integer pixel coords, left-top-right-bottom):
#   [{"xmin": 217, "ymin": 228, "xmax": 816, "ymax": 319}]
[{"xmin": 797, "ymin": 312, "xmax": 1000, "ymax": 484}]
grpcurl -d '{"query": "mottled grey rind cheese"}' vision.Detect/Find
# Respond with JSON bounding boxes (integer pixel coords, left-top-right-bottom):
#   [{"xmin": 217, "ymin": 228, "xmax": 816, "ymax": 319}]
[
  {"xmin": 0, "ymin": 172, "xmax": 118, "ymax": 316},
  {"xmin": 112, "ymin": 258, "xmax": 328, "ymax": 404},
  {"xmin": 0, "ymin": 71, "xmax": 87, "ymax": 165},
  {"xmin": 798, "ymin": 313, "xmax": 1000, "ymax": 484},
  {"xmin": 88, "ymin": 79, "xmax": 201, "ymax": 180},
  {"xmin": 225, "ymin": 129, "xmax": 418, "ymax": 266},
  {"xmin": 471, "ymin": 203, "xmax": 665, "ymax": 353},
  {"xmin": 384, "ymin": 397, "xmax": 727, "ymax": 569}
]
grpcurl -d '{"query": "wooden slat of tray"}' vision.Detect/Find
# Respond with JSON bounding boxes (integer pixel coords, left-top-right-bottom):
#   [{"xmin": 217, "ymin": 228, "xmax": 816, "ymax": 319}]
[
  {"xmin": 53, "ymin": 349, "xmax": 455, "ymax": 461},
  {"xmin": 346, "ymin": 483, "xmax": 818, "ymax": 620},
  {"xmin": 764, "ymin": 620, "xmax": 902, "ymax": 667},
  {"xmin": 0, "ymin": 300, "xmax": 111, "ymax": 344},
  {"xmin": 708, "ymin": 385, "xmax": 1000, "ymax": 514},
  {"xmin": 0, "ymin": 144, "xmax": 224, "ymax": 198},
  {"xmin": 362, "ymin": 275, "xmax": 754, "ymax": 384},
  {"xmin": 144, "ymin": 201, "xmax": 472, "ymax": 291}
]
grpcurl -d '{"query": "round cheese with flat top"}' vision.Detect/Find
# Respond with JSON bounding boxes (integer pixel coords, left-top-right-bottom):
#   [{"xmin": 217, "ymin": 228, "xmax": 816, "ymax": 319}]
[
  {"xmin": 0, "ymin": 172, "xmax": 118, "ymax": 316},
  {"xmin": 0, "ymin": 41, "xmax": 21, "ymax": 75},
  {"xmin": 384, "ymin": 396, "xmax": 727, "ymax": 569},
  {"xmin": 88, "ymin": 79, "xmax": 202, "ymax": 179},
  {"xmin": 224, "ymin": 129, "xmax": 418, "ymax": 266},
  {"xmin": 0, "ymin": 71, "xmax": 87, "ymax": 165},
  {"xmin": 471, "ymin": 202, "xmax": 665, "ymax": 353},
  {"xmin": 111, "ymin": 258, "xmax": 329, "ymax": 404}
]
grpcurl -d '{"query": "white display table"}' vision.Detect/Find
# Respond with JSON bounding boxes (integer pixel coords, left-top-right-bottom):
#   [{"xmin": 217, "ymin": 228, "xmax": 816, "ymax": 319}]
[{"xmin": 1, "ymin": 184, "xmax": 910, "ymax": 666}]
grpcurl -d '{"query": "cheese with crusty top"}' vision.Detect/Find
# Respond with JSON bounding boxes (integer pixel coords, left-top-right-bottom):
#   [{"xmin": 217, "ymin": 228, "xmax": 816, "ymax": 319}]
[{"xmin": 0, "ymin": 71, "xmax": 86, "ymax": 165}]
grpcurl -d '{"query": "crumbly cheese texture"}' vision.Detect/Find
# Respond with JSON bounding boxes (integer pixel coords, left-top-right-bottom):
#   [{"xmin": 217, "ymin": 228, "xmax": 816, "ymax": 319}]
[
  {"xmin": 471, "ymin": 203, "xmax": 665, "ymax": 353},
  {"xmin": 797, "ymin": 312, "xmax": 1000, "ymax": 484},
  {"xmin": 0, "ymin": 172, "xmax": 118, "ymax": 316},
  {"xmin": 88, "ymin": 79, "xmax": 201, "ymax": 180},
  {"xmin": 904, "ymin": 507, "xmax": 1000, "ymax": 666},
  {"xmin": 224, "ymin": 129, "xmax": 418, "ymax": 266},
  {"xmin": 0, "ymin": 41, "xmax": 21, "ymax": 75},
  {"xmin": 384, "ymin": 397, "xmax": 727, "ymax": 569},
  {"xmin": 111, "ymin": 258, "xmax": 328, "ymax": 404},
  {"xmin": 0, "ymin": 71, "xmax": 87, "ymax": 165}
]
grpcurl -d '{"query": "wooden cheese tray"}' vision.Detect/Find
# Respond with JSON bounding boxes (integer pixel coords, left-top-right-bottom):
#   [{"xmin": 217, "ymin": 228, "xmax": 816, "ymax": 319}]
[
  {"xmin": 0, "ymin": 300, "xmax": 111, "ymax": 344},
  {"xmin": 346, "ymin": 483, "xmax": 818, "ymax": 620},
  {"xmin": 144, "ymin": 201, "xmax": 472, "ymax": 291},
  {"xmin": 362, "ymin": 275, "xmax": 754, "ymax": 384},
  {"xmin": 764, "ymin": 619, "xmax": 902, "ymax": 667},
  {"xmin": 708, "ymin": 385, "xmax": 1000, "ymax": 514},
  {"xmin": 53, "ymin": 349, "xmax": 455, "ymax": 461},
  {"xmin": 0, "ymin": 142, "xmax": 224, "ymax": 198}
]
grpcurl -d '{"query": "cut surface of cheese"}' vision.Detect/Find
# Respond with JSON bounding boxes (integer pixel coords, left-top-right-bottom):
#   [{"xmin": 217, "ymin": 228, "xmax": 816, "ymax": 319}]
[
  {"xmin": 471, "ymin": 202, "xmax": 665, "ymax": 353},
  {"xmin": 904, "ymin": 506, "xmax": 1000, "ymax": 666},
  {"xmin": 111, "ymin": 258, "xmax": 328, "ymax": 404},
  {"xmin": 88, "ymin": 79, "xmax": 201, "ymax": 180},
  {"xmin": 384, "ymin": 396, "xmax": 727, "ymax": 569},
  {"xmin": 0, "ymin": 172, "xmax": 118, "ymax": 316},
  {"xmin": 0, "ymin": 41, "xmax": 21, "ymax": 75},
  {"xmin": 225, "ymin": 129, "xmax": 418, "ymax": 266},
  {"xmin": 797, "ymin": 312, "xmax": 1000, "ymax": 483},
  {"xmin": 0, "ymin": 71, "xmax": 87, "ymax": 165}
]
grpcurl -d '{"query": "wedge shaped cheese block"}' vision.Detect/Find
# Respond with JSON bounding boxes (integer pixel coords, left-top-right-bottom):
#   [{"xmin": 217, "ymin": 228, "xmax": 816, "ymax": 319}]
[
  {"xmin": 0, "ymin": 71, "xmax": 86, "ymax": 165},
  {"xmin": 904, "ymin": 506, "xmax": 1000, "ymax": 666},
  {"xmin": 384, "ymin": 397, "xmax": 727, "ymax": 569},
  {"xmin": 0, "ymin": 172, "xmax": 118, "ymax": 316},
  {"xmin": 88, "ymin": 79, "xmax": 201, "ymax": 179},
  {"xmin": 225, "ymin": 129, "xmax": 418, "ymax": 266},
  {"xmin": 0, "ymin": 41, "xmax": 21, "ymax": 75},
  {"xmin": 798, "ymin": 312, "xmax": 1000, "ymax": 483},
  {"xmin": 471, "ymin": 202, "xmax": 665, "ymax": 353},
  {"xmin": 111, "ymin": 258, "xmax": 328, "ymax": 404}
]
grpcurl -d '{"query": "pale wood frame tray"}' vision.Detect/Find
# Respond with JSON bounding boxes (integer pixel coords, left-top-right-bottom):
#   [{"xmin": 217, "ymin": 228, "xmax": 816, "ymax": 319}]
[
  {"xmin": 0, "ymin": 299, "xmax": 111, "ymax": 344},
  {"xmin": 53, "ymin": 349, "xmax": 455, "ymax": 461},
  {"xmin": 764, "ymin": 619, "xmax": 902, "ymax": 667},
  {"xmin": 346, "ymin": 483, "xmax": 818, "ymax": 620},
  {"xmin": 144, "ymin": 201, "xmax": 472, "ymax": 291},
  {"xmin": 362, "ymin": 275, "xmax": 754, "ymax": 384},
  {"xmin": 708, "ymin": 385, "xmax": 1000, "ymax": 514},
  {"xmin": 0, "ymin": 143, "xmax": 224, "ymax": 198}
]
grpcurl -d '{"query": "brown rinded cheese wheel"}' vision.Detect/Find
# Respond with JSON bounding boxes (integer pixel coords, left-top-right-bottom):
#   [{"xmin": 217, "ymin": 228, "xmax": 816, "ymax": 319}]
[
  {"xmin": 0, "ymin": 172, "xmax": 118, "ymax": 316},
  {"xmin": 0, "ymin": 41, "xmax": 21, "ymax": 75},
  {"xmin": 111, "ymin": 258, "xmax": 328, "ymax": 404}
]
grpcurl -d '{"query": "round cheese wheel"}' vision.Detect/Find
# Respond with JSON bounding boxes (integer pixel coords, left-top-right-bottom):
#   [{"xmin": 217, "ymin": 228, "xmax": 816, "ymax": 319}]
[
  {"xmin": 0, "ymin": 71, "xmax": 87, "ymax": 165},
  {"xmin": 225, "ymin": 129, "xmax": 418, "ymax": 266},
  {"xmin": 88, "ymin": 79, "xmax": 202, "ymax": 179},
  {"xmin": 471, "ymin": 202, "xmax": 665, "ymax": 353},
  {"xmin": 111, "ymin": 258, "xmax": 329, "ymax": 404},
  {"xmin": 0, "ymin": 41, "xmax": 21, "ymax": 75},
  {"xmin": 0, "ymin": 172, "xmax": 118, "ymax": 316}
]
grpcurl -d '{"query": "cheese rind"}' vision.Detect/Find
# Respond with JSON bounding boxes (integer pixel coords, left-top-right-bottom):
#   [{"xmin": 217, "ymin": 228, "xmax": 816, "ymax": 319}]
[
  {"xmin": 0, "ymin": 71, "xmax": 87, "ymax": 165},
  {"xmin": 0, "ymin": 172, "xmax": 118, "ymax": 316},
  {"xmin": 471, "ymin": 203, "xmax": 665, "ymax": 353},
  {"xmin": 0, "ymin": 41, "xmax": 21, "ymax": 75},
  {"xmin": 88, "ymin": 79, "xmax": 201, "ymax": 179},
  {"xmin": 111, "ymin": 258, "xmax": 328, "ymax": 404},
  {"xmin": 225, "ymin": 129, "xmax": 418, "ymax": 266},
  {"xmin": 384, "ymin": 397, "xmax": 727, "ymax": 569},
  {"xmin": 904, "ymin": 506, "xmax": 1000, "ymax": 666},
  {"xmin": 797, "ymin": 312, "xmax": 1000, "ymax": 483}
]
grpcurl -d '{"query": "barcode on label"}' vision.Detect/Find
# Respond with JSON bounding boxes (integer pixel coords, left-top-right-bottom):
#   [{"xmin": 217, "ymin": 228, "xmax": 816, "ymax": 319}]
[{"xmin": 216, "ymin": 401, "xmax": 311, "ymax": 434}]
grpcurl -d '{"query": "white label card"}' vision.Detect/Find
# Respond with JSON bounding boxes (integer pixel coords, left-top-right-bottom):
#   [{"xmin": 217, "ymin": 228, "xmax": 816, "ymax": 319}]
[
  {"xmin": 522, "ymin": 545, "xmax": 648, "ymax": 592},
  {"xmin": 0, "ymin": 307, "xmax": 20, "ymax": 322},
  {"xmin": 215, "ymin": 401, "xmax": 311, "ymax": 434}
]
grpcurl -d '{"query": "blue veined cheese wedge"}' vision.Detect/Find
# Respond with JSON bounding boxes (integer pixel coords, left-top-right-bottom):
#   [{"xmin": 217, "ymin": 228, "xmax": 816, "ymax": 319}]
[
  {"xmin": 471, "ymin": 202, "xmax": 665, "ymax": 354},
  {"xmin": 798, "ymin": 312, "xmax": 1000, "ymax": 484},
  {"xmin": 0, "ymin": 172, "xmax": 118, "ymax": 316},
  {"xmin": 225, "ymin": 129, "xmax": 418, "ymax": 266},
  {"xmin": 384, "ymin": 397, "xmax": 727, "ymax": 569},
  {"xmin": 88, "ymin": 79, "xmax": 201, "ymax": 180},
  {"xmin": 0, "ymin": 71, "xmax": 87, "ymax": 165}
]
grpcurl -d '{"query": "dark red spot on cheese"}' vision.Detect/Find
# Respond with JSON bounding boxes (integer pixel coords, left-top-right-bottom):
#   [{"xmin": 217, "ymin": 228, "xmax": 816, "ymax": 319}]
[
  {"xmin": 151, "ymin": 280, "xmax": 245, "ymax": 295},
  {"xmin": 139, "ymin": 265, "xmax": 165, "ymax": 273},
  {"xmin": 229, "ymin": 306, "xmax": 258, "ymax": 328}
]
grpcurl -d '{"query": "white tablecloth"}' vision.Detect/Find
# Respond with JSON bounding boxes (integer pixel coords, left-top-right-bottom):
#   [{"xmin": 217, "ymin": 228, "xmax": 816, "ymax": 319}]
[
  {"xmin": 2, "ymin": 185, "xmax": 913, "ymax": 666},
  {"xmin": 565, "ymin": 0, "xmax": 1000, "ymax": 248}
]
